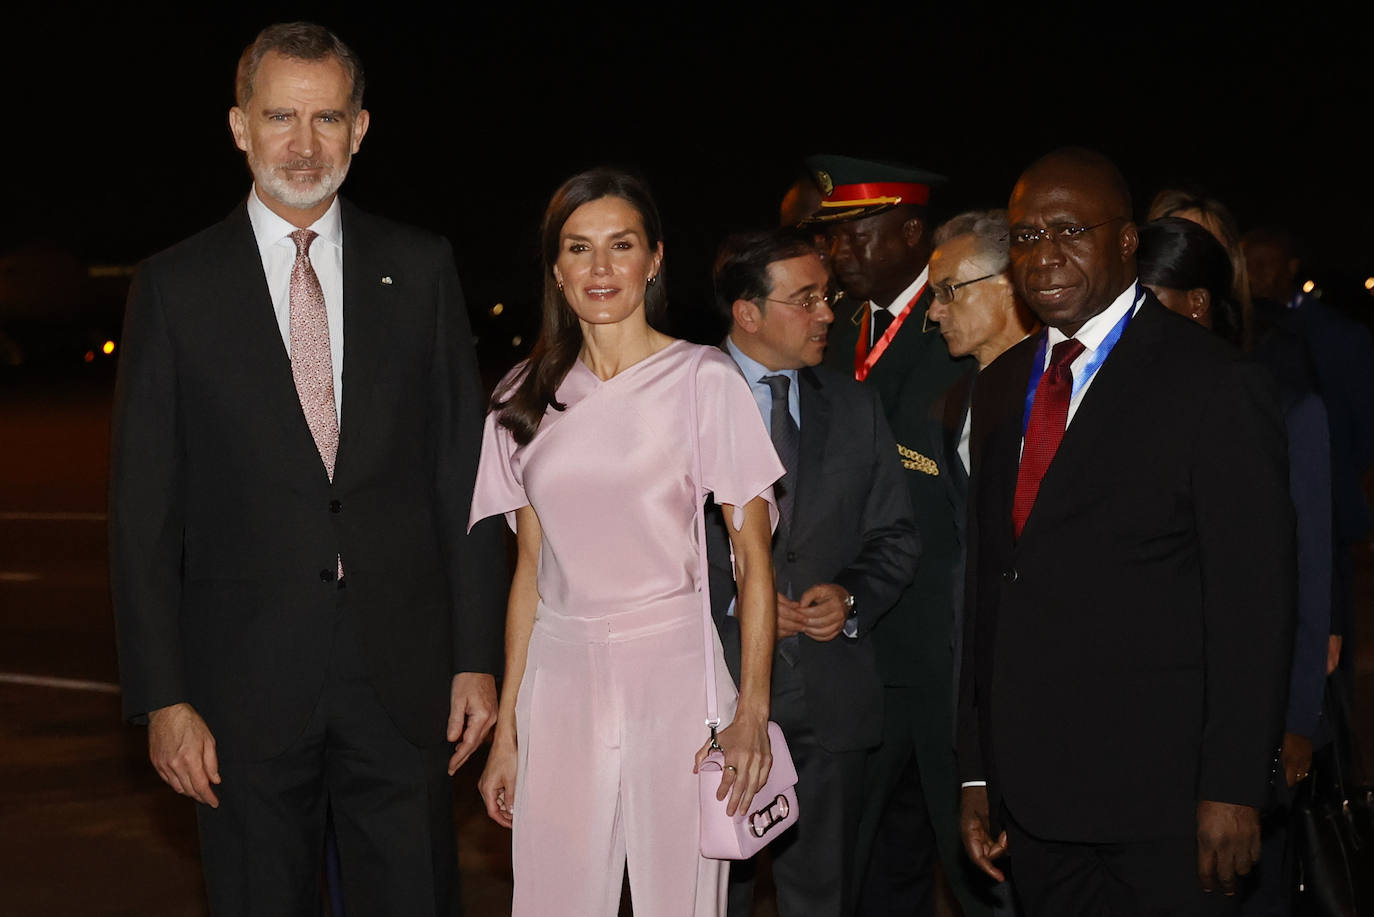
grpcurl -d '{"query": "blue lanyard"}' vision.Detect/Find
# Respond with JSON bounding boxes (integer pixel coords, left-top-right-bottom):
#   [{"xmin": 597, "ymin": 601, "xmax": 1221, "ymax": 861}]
[{"xmin": 1022, "ymin": 285, "xmax": 1142, "ymax": 436}]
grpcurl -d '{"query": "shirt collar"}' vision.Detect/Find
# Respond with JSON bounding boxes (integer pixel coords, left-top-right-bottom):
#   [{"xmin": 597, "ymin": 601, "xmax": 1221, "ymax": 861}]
[
  {"xmin": 872, "ymin": 265, "xmax": 930, "ymax": 316},
  {"xmin": 246, "ymin": 185, "xmax": 343, "ymax": 260},
  {"xmin": 725, "ymin": 337, "xmax": 798, "ymax": 387},
  {"xmin": 1046, "ymin": 279, "xmax": 1142, "ymax": 353}
]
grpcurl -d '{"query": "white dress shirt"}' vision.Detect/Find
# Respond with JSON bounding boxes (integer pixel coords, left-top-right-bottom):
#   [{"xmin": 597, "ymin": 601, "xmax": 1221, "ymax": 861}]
[
  {"xmin": 868, "ymin": 266, "xmax": 930, "ymax": 346},
  {"xmin": 1043, "ymin": 280, "xmax": 1144, "ymax": 429},
  {"xmin": 246, "ymin": 187, "xmax": 346, "ymax": 421}
]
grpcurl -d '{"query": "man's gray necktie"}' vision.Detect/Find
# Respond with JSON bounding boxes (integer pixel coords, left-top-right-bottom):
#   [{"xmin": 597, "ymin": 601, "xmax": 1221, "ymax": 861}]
[{"xmin": 761, "ymin": 374, "xmax": 799, "ymax": 532}]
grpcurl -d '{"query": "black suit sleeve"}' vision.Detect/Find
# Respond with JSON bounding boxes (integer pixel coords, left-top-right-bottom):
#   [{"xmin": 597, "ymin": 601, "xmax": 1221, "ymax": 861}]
[
  {"xmin": 1193, "ymin": 360, "xmax": 1295, "ymax": 806},
  {"xmin": 109, "ymin": 266, "xmax": 187, "ymax": 722},
  {"xmin": 430, "ymin": 238, "xmax": 507, "ymax": 676},
  {"xmin": 831, "ymin": 387, "xmax": 921, "ymax": 635}
]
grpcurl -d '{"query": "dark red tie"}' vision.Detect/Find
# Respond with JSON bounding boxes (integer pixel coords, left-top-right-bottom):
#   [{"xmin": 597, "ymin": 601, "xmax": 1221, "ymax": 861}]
[{"xmin": 1013, "ymin": 338, "xmax": 1085, "ymax": 538}]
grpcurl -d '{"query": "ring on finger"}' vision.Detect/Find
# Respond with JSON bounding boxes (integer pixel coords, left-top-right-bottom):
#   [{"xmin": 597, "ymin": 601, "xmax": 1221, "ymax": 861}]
[{"xmin": 725, "ymin": 765, "xmax": 737, "ymax": 773}]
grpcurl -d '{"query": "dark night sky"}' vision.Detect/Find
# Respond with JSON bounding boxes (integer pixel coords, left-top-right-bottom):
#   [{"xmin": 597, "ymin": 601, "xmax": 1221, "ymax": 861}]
[{"xmin": 6, "ymin": 4, "xmax": 1372, "ymax": 346}]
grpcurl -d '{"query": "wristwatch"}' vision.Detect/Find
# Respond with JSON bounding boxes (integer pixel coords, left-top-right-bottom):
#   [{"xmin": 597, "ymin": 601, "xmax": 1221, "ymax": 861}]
[{"xmin": 843, "ymin": 592, "xmax": 856, "ymax": 617}]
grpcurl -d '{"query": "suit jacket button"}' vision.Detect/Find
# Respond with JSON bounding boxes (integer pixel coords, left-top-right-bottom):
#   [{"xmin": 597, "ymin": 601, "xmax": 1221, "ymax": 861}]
[
  {"xmin": 1002, "ymin": 568, "xmax": 1018, "ymax": 583},
  {"xmin": 329, "ymin": 499, "xmax": 342, "ymax": 513},
  {"xmin": 320, "ymin": 569, "xmax": 335, "ymax": 583},
  {"xmin": 786, "ymin": 551, "xmax": 797, "ymax": 563}
]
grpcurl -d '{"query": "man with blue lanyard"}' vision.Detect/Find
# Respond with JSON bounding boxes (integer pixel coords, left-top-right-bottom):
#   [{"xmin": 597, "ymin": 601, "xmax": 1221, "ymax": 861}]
[{"xmin": 956, "ymin": 148, "xmax": 1294, "ymax": 914}]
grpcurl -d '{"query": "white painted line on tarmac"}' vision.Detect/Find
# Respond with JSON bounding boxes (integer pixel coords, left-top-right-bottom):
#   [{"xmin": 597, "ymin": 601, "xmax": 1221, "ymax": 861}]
[
  {"xmin": 0, "ymin": 572, "xmax": 41, "ymax": 582},
  {"xmin": 0, "ymin": 511, "xmax": 107, "ymax": 522},
  {"xmin": 0, "ymin": 673, "xmax": 121, "ymax": 694}
]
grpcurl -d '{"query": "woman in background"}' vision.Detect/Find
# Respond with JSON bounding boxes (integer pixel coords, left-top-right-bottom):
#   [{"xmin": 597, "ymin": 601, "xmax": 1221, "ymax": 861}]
[
  {"xmin": 1148, "ymin": 188, "xmax": 1254, "ymax": 348},
  {"xmin": 1139, "ymin": 217, "xmax": 1330, "ymax": 916}
]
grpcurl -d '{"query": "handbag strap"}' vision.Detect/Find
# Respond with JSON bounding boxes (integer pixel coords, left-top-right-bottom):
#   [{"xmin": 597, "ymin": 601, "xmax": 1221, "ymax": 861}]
[{"xmin": 685, "ymin": 345, "xmax": 722, "ymax": 730}]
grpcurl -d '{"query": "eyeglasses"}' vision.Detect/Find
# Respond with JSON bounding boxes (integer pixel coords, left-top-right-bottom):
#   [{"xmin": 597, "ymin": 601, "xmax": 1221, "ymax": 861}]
[
  {"xmin": 765, "ymin": 290, "xmax": 833, "ymax": 313},
  {"xmin": 1009, "ymin": 217, "xmax": 1127, "ymax": 248},
  {"xmin": 930, "ymin": 273, "xmax": 997, "ymax": 305}
]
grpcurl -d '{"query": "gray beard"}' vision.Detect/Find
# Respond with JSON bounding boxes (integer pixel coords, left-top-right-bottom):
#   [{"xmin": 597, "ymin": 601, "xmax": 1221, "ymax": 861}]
[{"xmin": 250, "ymin": 154, "xmax": 350, "ymax": 211}]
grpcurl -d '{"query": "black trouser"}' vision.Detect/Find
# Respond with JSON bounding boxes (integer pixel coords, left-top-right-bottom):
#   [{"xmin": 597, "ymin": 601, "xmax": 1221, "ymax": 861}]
[
  {"xmin": 853, "ymin": 686, "xmax": 939, "ymax": 917},
  {"xmin": 196, "ymin": 588, "xmax": 459, "ymax": 916},
  {"xmin": 727, "ymin": 654, "xmax": 867, "ymax": 917},
  {"xmin": 1004, "ymin": 806, "xmax": 1238, "ymax": 917}
]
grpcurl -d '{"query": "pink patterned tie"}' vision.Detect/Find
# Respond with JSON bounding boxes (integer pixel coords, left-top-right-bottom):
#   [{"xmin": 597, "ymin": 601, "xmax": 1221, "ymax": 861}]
[{"xmin": 288, "ymin": 229, "xmax": 339, "ymax": 481}]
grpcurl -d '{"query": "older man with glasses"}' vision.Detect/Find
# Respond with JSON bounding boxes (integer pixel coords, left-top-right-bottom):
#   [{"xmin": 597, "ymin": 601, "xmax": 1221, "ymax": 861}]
[{"xmin": 957, "ymin": 148, "xmax": 1292, "ymax": 914}]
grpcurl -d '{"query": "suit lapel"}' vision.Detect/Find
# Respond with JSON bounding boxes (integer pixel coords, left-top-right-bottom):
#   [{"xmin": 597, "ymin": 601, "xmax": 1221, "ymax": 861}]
[
  {"xmin": 216, "ymin": 203, "xmax": 329, "ymax": 471},
  {"xmin": 1017, "ymin": 298, "xmax": 1168, "ymax": 542},
  {"xmin": 976, "ymin": 335, "xmax": 1037, "ymax": 549},
  {"xmin": 943, "ymin": 370, "xmax": 974, "ymax": 489},
  {"xmin": 790, "ymin": 367, "xmax": 831, "ymax": 547},
  {"xmin": 337, "ymin": 201, "xmax": 395, "ymax": 481}
]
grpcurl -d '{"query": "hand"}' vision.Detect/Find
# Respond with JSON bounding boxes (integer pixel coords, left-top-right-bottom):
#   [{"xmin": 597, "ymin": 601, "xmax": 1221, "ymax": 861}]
[
  {"xmin": 797, "ymin": 583, "xmax": 849, "ymax": 642},
  {"xmin": 447, "ymin": 672, "xmax": 498, "ymax": 775},
  {"xmin": 148, "ymin": 702, "xmax": 221, "ymax": 808},
  {"xmin": 959, "ymin": 785, "xmax": 1007, "ymax": 882},
  {"xmin": 776, "ymin": 592, "xmax": 807, "ymax": 640},
  {"xmin": 1281, "ymin": 732, "xmax": 1314, "ymax": 787},
  {"xmin": 1197, "ymin": 800, "xmax": 1261, "ymax": 894},
  {"xmin": 477, "ymin": 729, "xmax": 518, "ymax": 829},
  {"xmin": 1327, "ymin": 634, "xmax": 1343, "ymax": 675},
  {"xmin": 694, "ymin": 712, "xmax": 772, "ymax": 818}
]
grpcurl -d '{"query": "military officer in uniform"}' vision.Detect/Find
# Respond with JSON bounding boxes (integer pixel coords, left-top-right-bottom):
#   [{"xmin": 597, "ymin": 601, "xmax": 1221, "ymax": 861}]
[{"xmin": 806, "ymin": 155, "xmax": 989, "ymax": 916}]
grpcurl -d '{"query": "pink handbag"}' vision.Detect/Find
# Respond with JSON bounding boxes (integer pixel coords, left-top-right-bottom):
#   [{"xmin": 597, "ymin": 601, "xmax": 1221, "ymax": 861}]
[{"xmin": 686, "ymin": 347, "xmax": 800, "ymax": 860}]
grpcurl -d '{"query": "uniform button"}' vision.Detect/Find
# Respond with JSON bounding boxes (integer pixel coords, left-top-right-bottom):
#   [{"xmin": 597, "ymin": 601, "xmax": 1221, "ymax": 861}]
[
  {"xmin": 320, "ymin": 569, "xmax": 335, "ymax": 583},
  {"xmin": 329, "ymin": 499, "xmax": 342, "ymax": 513},
  {"xmin": 1002, "ymin": 568, "xmax": 1018, "ymax": 583},
  {"xmin": 786, "ymin": 551, "xmax": 797, "ymax": 563}
]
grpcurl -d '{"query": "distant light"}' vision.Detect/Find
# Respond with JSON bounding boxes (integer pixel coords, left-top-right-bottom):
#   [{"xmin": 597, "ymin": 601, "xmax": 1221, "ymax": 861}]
[
  {"xmin": 1365, "ymin": 277, "xmax": 1374, "ymax": 291},
  {"xmin": 1302, "ymin": 280, "xmax": 1316, "ymax": 293},
  {"xmin": 83, "ymin": 351, "xmax": 95, "ymax": 363},
  {"xmin": 491, "ymin": 302, "xmax": 505, "ymax": 317},
  {"xmin": 102, "ymin": 340, "xmax": 116, "ymax": 355},
  {"xmin": 511, "ymin": 335, "xmax": 523, "ymax": 347},
  {"xmin": 87, "ymin": 264, "xmax": 137, "ymax": 279}
]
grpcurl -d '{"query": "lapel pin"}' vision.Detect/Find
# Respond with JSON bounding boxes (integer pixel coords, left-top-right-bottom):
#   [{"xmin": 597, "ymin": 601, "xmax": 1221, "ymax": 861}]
[{"xmin": 381, "ymin": 275, "xmax": 393, "ymax": 285}]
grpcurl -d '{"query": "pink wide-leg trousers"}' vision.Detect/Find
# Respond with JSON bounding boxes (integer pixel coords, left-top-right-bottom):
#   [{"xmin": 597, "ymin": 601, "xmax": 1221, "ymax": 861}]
[{"xmin": 511, "ymin": 598, "xmax": 738, "ymax": 916}]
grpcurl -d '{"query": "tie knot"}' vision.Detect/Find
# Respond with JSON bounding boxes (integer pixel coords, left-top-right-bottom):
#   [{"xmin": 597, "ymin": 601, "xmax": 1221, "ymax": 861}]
[
  {"xmin": 289, "ymin": 228, "xmax": 318, "ymax": 257},
  {"xmin": 761, "ymin": 374, "xmax": 791, "ymax": 403},
  {"xmin": 1050, "ymin": 338, "xmax": 1084, "ymax": 369}
]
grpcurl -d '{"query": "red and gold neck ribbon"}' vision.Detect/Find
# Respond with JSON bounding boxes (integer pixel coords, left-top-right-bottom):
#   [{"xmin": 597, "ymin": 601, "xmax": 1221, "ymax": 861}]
[{"xmin": 854, "ymin": 281, "xmax": 926, "ymax": 381}]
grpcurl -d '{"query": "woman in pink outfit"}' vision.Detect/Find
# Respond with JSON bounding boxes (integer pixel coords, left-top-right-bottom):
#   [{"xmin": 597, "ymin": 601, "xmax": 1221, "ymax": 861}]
[{"xmin": 469, "ymin": 168, "xmax": 783, "ymax": 916}]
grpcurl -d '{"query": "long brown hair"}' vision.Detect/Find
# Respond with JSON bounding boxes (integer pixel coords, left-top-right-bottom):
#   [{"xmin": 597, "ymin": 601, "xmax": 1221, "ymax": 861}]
[{"xmin": 494, "ymin": 168, "xmax": 669, "ymax": 444}]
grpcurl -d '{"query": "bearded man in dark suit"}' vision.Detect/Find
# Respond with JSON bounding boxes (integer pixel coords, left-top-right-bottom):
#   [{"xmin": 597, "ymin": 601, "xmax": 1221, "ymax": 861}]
[
  {"xmin": 109, "ymin": 22, "xmax": 505, "ymax": 915},
  {"xmin": 957, "ymin": 148, "xmax": 1293, "ymax": 915}
]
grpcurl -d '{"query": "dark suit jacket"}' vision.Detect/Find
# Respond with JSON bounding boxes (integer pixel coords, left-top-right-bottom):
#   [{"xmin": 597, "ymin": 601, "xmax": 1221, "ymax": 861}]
[
  {"xmin": 706, "ymin": 363, "xmax": 920, "ymax": 752},
  {"xmin": 957, "ymin": 295, "xmax": 1294, "ymax": 843},
  {"xmin": 109, "ymin": 199, "xmax": 506, "ymax": 759},
  {"xmin": 824, "ymin": 291, "xmax": 976, "ymax": 690},
  {"xmin": 931, "ymin": 372, "xmax": 974, "ymax": 719}
]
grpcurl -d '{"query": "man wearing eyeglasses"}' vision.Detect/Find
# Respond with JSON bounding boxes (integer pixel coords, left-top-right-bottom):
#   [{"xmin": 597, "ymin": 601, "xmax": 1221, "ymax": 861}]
[
  {"xmin": 705, "ymin": 228, "xmax": 920, "ymax": 917},
  {"xmin": 957, "ymin": 148, "xmax": 1293, "ymax": 914},
  {"xmin": 923, "ymin": 210, "xmax": 1038, "ymax": 819},
  {"xmin": 806, "ymin": 155, "xmax": 986, "ymax": 917}
]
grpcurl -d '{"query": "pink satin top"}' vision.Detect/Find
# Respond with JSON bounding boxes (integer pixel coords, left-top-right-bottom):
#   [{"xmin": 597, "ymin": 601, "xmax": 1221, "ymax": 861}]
[{"xmin": 469, "ymin": 340, "xmax": 783, "ymax": 618}]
